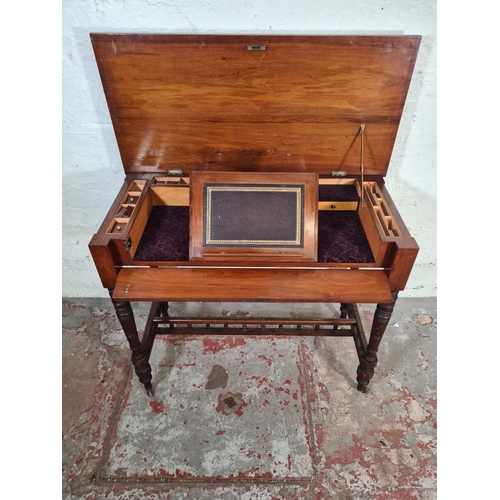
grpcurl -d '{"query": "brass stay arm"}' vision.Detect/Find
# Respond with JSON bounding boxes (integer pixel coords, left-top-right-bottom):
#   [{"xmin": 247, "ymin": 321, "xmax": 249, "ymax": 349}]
[{"xmin": 360, "ymin": 123, "xmax": 365, "ymax": 208}]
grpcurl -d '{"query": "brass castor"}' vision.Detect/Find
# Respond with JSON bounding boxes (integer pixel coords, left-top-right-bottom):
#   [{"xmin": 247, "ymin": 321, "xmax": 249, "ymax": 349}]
[
  {"xmin": 356, "ymin": 382, "xmax": 369, "ymax": 393},
  {"xmin": 145, "ymin": 382, "xmax": 154, "ymax": 398}
]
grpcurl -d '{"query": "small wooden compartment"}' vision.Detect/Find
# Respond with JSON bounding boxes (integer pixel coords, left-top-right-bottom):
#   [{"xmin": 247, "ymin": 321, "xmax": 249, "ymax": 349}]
[
  {"xmin": 364, "ymin": 182, "xmax": 402, "ymax": 237},
  {"xmin": 153, "ymin": 176, "xmax": 189, "ymax": 186},
  {"xmin": 318, "ymin": 178, "xmax": 360, "ymax": 211},
  {"xmin": 118, "ymin": 176, "xmax": 191, "ymax": 262},
  {"xmin": 105, "ymin": 180, "xmax": 146, "ymax": 235}
]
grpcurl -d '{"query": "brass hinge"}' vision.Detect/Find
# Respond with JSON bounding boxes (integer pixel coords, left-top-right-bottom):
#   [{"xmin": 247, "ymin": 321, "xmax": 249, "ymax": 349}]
[
  {"xmin": 360, "ymin": 123, "xmax": 365, "ymax": 209},
  {"xmin": 123, "ymin": 237, "xmax": 132, "ymax": 251},
  {"xmin": 167, "ymin": 169, "xmax": 183, "ymax": 176}
]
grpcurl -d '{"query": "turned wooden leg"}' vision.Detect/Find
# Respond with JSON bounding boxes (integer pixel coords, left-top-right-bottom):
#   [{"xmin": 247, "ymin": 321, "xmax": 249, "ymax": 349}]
[
  {"xmin": 109, "ymin": 291, "xmax": 154, "ymax": 396},
  {"xmin": 356, "ymin": 292, "xmax": 398, "ymax": 393}
]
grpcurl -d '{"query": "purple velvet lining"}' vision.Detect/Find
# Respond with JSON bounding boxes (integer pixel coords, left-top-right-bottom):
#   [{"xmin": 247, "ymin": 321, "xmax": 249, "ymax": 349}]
[
  {"xmin": 134, "ymin": 203, "xmax": 373, "ymax": 264},
  {"xmin": 317, "ymin": 211, "xmax": 373, "ymax": 263},
  {"xmin": 133, "ymin": 206, "xmax": 190, "ymax": 262},
  {"xmin": 319, "ymin": 184, "xmax": 359, "ymax": 201}
]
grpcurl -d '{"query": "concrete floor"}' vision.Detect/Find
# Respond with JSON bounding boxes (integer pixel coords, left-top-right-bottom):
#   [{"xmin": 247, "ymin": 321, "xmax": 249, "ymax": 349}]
[{"xmin": 62, "ymin": 297, "xmax": 437, "ymax": 499}]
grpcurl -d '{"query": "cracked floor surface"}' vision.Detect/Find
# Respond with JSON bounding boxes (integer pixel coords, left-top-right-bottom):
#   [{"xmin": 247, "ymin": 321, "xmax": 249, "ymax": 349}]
[{"xmin": 62, "ymin": 297, "xmax": 437, "ymax": 499}]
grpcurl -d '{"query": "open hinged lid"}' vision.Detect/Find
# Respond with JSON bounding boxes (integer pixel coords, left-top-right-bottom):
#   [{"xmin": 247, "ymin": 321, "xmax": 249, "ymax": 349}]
[{"xmin": 91, "ymin": 34, "xmax": 421, "ymax": 176}]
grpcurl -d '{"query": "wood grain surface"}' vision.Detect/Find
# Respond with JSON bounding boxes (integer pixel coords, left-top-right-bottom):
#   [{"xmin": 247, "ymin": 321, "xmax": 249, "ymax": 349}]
[
  {"xmin": 112, "ymin": 267, "xmax": 392, "ymax": 303},
  {"xmin": 91, "ymin": 34, "xmax": 421, "ymax": 175}
]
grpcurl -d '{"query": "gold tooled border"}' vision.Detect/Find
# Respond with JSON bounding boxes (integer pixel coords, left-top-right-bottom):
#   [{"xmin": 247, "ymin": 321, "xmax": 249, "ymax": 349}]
[{"xmin": 205, "ymin": 186, "xmax": 302, "ymax": 245}]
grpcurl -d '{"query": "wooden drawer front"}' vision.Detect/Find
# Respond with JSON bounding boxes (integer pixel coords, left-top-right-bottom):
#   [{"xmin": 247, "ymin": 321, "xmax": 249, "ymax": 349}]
[{"xmin": 318, "ymin": 201, "xmax": 358, "ymax": 211}]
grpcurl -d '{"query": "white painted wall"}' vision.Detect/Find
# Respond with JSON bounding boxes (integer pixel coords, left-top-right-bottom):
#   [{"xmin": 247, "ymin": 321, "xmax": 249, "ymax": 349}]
[{"xmin": 62, "ymin": 0, "xmax": 436, "ymax": 298}]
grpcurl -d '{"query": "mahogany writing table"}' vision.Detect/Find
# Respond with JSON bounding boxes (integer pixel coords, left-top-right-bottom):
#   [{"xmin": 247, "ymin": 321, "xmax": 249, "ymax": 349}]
[{"xmin": 89, "ymin": 34, "xmax": 420, "ymax": 397}]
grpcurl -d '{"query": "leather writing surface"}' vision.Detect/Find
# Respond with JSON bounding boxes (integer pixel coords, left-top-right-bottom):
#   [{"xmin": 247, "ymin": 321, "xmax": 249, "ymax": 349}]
[
  {"xmin": 203, "ymin": 184, "xmax": 304, "ymax": 248},
  {"xmin": 189, "ymin": 171, "xmax": 318, "ymax": 261}
]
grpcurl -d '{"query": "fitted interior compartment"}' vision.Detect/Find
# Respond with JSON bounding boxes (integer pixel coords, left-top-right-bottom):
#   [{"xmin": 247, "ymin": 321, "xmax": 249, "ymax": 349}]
[
  {"xmin": 318, "ymin": 178, "xmax": 360, "ymax": 210},
  {"xmin": 134, "ymin": 205, "xmax": 190, "ymax": 261},
  {"xmin": 153, "ymin": 176, "xmax": 189, "ymax": 185},
  {"xmin": 105, "ymin": 180, "xmax": 146, "ymax": 234},
  {"xmin": 317, "ymin": 210, "xmax": 373, "ymax": 263},
  {"xmin": 129, "ymin": 179, "xmax": 190, "ymax": 261},
  {"xmin": 316, "ymin": 179, "xmax": 372, "ymax": 262},
  {"xmin": 363, "ymin": 181, "xmax": 402, "ymax": 237},
  {"xmin": 132, "ymin": 178, "xmax": 374, "ymax": 263}
]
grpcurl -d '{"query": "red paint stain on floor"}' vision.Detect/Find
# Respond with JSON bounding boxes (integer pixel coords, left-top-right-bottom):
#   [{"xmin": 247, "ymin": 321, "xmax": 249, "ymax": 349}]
[
  {"xmin": 276, "ymin": 386, "xmax": 290, "ymax": 395},
  {"xmin": 149, "ymin": 401, "xmax": 164, "ymax": 414},
  {"xmin": 202, "ymin": 337, "xmax": 247, "ymax": 354},
  {"xmin": 258, "ymin": 354, "xmax": 273, "ymax": 366}
]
